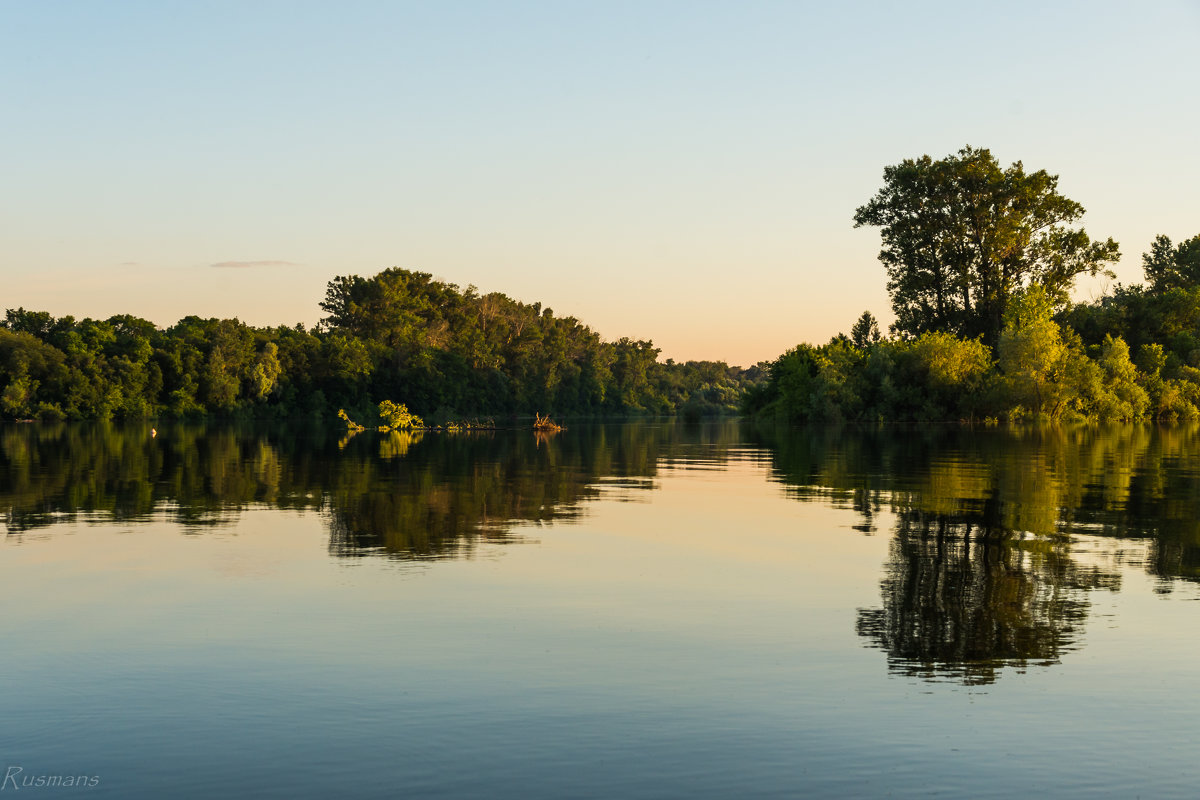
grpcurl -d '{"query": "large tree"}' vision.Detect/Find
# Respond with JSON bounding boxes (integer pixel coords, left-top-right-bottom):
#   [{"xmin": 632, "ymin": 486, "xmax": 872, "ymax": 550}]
[{"xmin": 854, "ymin": 146, "xmax": 1119, "ymax": 345}]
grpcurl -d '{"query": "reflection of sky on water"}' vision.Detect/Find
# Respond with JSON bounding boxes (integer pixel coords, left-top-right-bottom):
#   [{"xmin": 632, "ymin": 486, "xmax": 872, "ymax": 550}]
[{"xmin": 6, "ymin": 421, "xmax": 1200, "ymax": 687}]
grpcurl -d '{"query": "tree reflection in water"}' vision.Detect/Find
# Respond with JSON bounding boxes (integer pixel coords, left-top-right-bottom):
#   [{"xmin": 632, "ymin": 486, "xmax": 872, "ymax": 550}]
[
  {"xmin": 0, "ymin": 419, "xmax": 742, "ymax": 559},
  {"xmin": 6, "ymin": 420, "xmax": 1200, "ymax": 682},
  {"xmin": 751, "ymin": 422, "xmax": 1200, "ymax": 683},
  {"xmin": 855, "ymin": 512, "xmax": 1119, "ymax": 685}
]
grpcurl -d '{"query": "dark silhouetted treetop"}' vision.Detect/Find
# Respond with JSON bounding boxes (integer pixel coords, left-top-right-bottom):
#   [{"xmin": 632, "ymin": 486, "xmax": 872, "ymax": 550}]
[
  {"xmin": 1143, "ymin": 233, "xmax": 1200, "ymax": 293},
  {"xmin": 849, "ymin": 311, "xmax": 882, "ymax": 348}
]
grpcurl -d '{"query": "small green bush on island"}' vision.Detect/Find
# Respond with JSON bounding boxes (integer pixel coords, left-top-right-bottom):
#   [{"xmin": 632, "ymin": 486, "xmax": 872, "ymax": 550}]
[{"xmin": 377, "ymin": 400, "xmax": 422, "ymax": 431}]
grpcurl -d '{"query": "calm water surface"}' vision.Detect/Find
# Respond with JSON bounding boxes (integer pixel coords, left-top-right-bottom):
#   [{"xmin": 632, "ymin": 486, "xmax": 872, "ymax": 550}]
[{"xmin": 2, "ymin": 421, "xmax": 1200, "ymax": 798}]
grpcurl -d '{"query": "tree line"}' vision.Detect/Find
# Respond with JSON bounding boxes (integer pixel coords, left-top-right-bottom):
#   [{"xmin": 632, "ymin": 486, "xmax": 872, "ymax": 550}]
[
  {"xmin": 7, "ymin": 144, "xmax": 1194, "ymax": 425},
  {"xmin": 0, "ymin": 269, "xmax": 762, "ymax": 421},
  {"xmin": 747, "ymin": 145, "xmax": 1200, "ymax": 422}
]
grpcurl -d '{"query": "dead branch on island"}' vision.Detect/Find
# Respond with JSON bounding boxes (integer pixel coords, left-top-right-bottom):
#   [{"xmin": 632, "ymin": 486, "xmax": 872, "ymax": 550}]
[{"xmin": 533, "ymin": 412, "xmax": 563, "ymax": 432}]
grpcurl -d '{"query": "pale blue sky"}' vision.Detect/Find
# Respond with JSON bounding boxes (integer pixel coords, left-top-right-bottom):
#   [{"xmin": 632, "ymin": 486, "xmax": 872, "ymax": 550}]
[{"xmin": 3, "ymin": 0, "xmax": 1198, "ymax": 365}]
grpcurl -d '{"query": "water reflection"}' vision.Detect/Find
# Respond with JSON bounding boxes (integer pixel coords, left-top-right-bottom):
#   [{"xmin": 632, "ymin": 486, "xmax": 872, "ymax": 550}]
[
  {"xmin": 7, "ymin": 420, "xmax": 1200, "ymax": 683},
  {"xmin": 855, "ymin": 512, "xmax": 1118, "ymax": 684},
  {"xmin": 751, "ymin": 422, "xmax": 1200, "ymax": 682},
  {"xmin": 751, "ymin": 423, "xmax": 1200, "ymax": 582},
  {"xmin": 0, "ymin": 420, "xmax": 744, "ymax": 558}
]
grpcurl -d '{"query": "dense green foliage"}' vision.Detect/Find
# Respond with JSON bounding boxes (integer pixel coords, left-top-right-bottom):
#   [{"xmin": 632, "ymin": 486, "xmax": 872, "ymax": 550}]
[
  {"xmin": 0, "ymin": 269, "xmax": 762, "ymax": 421},
  {"xmin": 4, "ymin": 145, "xmax": 1187, "ymax": 426},
  {"xmin": 745, "ymin": 145, "xmax": 1197, "ymax": 423},
  {"xmin": 745, "ymin": 259, "xmax": 1200, "ymax": 423},
  {"xmin": 1142, "ymin": 233, "xmax": 1200, "ymax": 294},
  {"xmin": 853, "ymin": 146, "xmax": 1120, "ymax": 346}
]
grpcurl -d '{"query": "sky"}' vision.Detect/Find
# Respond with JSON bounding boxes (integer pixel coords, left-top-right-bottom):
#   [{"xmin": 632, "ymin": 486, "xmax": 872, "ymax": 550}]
[{"xmin": 2, "ymin": 0, "xmax": 1198, "ymax": 367}]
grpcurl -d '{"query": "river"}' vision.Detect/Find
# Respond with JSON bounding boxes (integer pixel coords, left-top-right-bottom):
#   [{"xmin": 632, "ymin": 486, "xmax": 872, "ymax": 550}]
[{"xmin": 2, "ymin": 420, "xmax": 1198, "ymax": 797}]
